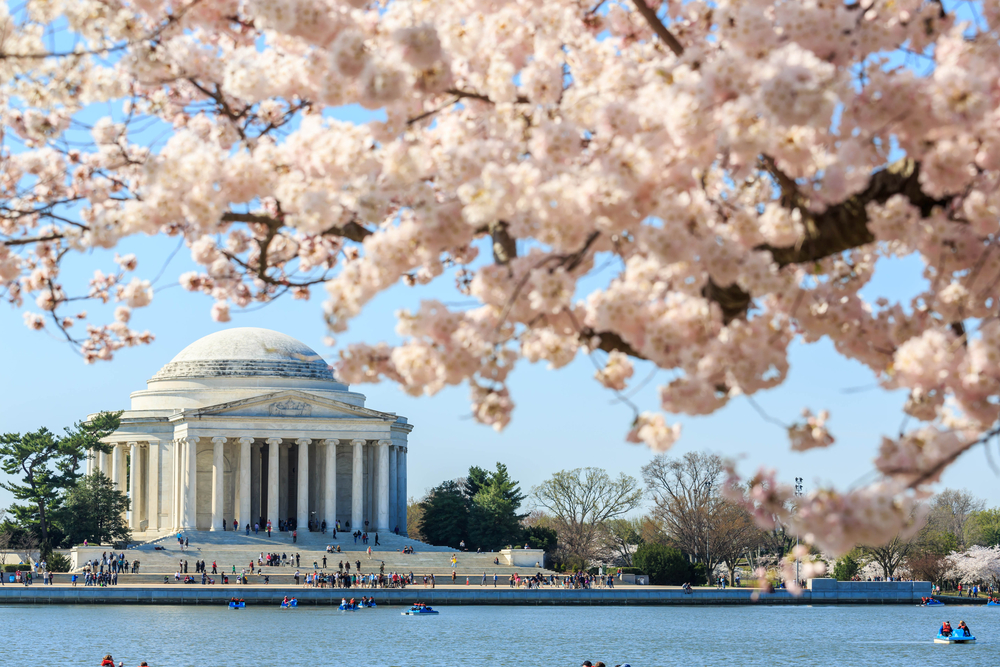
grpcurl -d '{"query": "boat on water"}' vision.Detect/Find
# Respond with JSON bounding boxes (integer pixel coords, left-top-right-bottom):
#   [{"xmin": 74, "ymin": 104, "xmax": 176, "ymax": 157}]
[
  {"xmin": 987, "ymin": 600, "xmax": 1000, "ymax": 606},
  {"xmin": 280, "ymin": 599, "xmax": 298, "ymax": 608},
  {"xmin": 934, "ymin": 634, "xmax": 976, "ymax": 644},
  {"xmin": 919, "ymin": 599, "xmax": 945, "ymax": 607},
  {"xmin": 339, "ymin": 604, "xmax": 359, "ymax": 611},
  {"xmin": 228, "ymin": 601, "xmax": 245, "ymax": 609},
  {"xmin": 402, "ymin": 603, "xmax": 439, "ymax": 615}
]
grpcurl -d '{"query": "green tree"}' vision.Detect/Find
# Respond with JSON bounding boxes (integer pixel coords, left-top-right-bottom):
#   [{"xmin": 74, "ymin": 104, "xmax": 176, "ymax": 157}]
[
  {"xmin": 468, "ymin": 462, "xmax": 527, "ymax": 550},
  {"xmin": 469, "ymin": 484, "xmax": 521, "ymax": 550},
  {"xmin": 61, "ymin": 472, "xmax": 132, "ymax": 547},
  {"xmin": 633, "ymin": 543, "xmax": 692, "ymax": 585},
  {"xmin": 463, "ymin": 466, "xmax": 491, "ymax": 500},
  {"xmin": 968, "ymin": 508, "xmax": 1000, "ymax": 547},
  {"xmin": 418, "ymin": 480, "xmax": 468, "ymax": 548},
  {"xmin": 833, "ymin": 552, "xmax": 860, "ymax": 581},
  {"xmin": 0, "ymin": 412, "xmax": 120, "ymax": 552},
  {"xmin": 523, "ymin": 524, "xmax": 558, "ymax": 552}
]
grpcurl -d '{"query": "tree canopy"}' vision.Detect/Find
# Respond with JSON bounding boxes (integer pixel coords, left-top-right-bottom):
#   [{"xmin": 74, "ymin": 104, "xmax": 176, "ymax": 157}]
[
  {"xmin": 61, "ymin": 472, "xmax": 132, "ymax": 547},
  {"xmin": 3, "ymin": 0, "xmax": 1000, "ymax": 554},
  {"xmin": 0, "ymin": 412, "xmax": 120, "ymax": 551}
]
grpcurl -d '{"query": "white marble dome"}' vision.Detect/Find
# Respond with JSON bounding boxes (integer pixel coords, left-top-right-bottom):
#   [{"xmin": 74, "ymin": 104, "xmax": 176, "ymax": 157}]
[
  {"xmin": 131, "ymin": 327, "xmax": 353, "ymax": 410},
  {"xmin": 153, "ymin": 327, "xmax": 335, "ymax": 382}
]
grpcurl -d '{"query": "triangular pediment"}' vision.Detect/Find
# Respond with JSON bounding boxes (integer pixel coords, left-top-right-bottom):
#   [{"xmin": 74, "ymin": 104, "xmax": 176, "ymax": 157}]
[{"xmin": 173, "ymin": 390, "xmax": 397, "ymax": 421}]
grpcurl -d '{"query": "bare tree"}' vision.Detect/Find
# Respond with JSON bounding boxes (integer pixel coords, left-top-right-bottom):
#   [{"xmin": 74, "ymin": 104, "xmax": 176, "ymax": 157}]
[
  {"xmin": 532, "ymin": 468, "xmax": 643, "ymax": 565},
  {"xmin": 863, "ymin": 534, "xmax": 915, "ymax": 579},
  {"xmin": 598, "ymin": 517, "xmax": 647, "ymax": 566},
  {"xmin": 926, "ymin": 488, "xmax": 985, "ymax": 547},
  {"xmin": 709, "ymin": 501, "xmax": 766, "ymax": 584},
  {"xmin": 642, "ymin": 452, "xmax": 725, "ymax": 581}
]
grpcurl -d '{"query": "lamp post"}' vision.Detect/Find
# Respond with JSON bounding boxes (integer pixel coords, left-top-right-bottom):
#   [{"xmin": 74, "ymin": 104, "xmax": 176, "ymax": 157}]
[
  {"xmin": 794, "ymin": 477, "xmax": 803, "ymax": 585},
  {"xmin": 704, "ymin": 479, "xmax": 712, "ymax": 586}
]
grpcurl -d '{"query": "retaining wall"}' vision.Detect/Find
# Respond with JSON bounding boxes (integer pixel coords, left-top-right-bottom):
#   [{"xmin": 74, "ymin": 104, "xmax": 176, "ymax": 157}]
[{"xmin": 0, "ymin": 581, "xmax": 931, "ymax": 606}]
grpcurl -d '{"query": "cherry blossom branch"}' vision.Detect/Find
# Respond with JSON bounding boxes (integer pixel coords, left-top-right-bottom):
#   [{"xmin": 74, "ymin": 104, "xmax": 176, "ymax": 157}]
[{"xmin": 631, "ymin": 0, "xmax": 685, "ymax": 56}]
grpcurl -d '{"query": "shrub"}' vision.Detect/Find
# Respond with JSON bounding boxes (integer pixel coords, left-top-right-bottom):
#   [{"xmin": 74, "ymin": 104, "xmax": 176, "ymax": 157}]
[
  {"xmin": 632, "ymin": 544, "xmax": 693, "ymax": 585},
  {"xmin": 47, "ymin": 553, "xmax": 72, "ymax": 572},
  {"xmin": 833, "ymin": 553, "xmax": 860, "ymax": 582}
]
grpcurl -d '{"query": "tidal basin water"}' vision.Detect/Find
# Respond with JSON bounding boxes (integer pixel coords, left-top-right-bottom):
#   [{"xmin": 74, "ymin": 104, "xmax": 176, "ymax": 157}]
[{"xmin": 5, "ymin": 603, "xmax": 998, "ymax": 666}]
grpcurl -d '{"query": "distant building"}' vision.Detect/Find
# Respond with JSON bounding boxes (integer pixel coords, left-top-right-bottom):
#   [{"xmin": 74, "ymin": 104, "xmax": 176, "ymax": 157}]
[{"xmin": 88, "ymin": 328, "xmax": 410, "ymax": 536}]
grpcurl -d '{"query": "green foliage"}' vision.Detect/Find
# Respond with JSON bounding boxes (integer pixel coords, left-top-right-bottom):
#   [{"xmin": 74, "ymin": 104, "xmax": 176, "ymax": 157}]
[
  {"xmin": 833, "ymin": 552, "xmax": 860, "ymax": 581},
  {"xmin": 633, "ymin": 543, "xmax": 693, "ymax": 585},
  {"xmin": 523, "ymin": 525, "xmax": 558, "ymax": 553},
  {"xmin": 0, "ymin": 412, "xmax": 120, "ymax": 551},
  {"xmin": 3, "ymin": 564, "xmax": 26, "ymax": 572},
  {"xmin": 468, "ymin": 463, "xmax": 528, "ymax": 550},
  {"xmin": 61, "ymin": 472, "xmax": 132, "ymax": 547},
  {"xmin": 968, "ymin": 508, "xmax": 1000, "ymax": 547},
  {"xmin": 46, "ymin": 552, "xmax": 71, "ymax": 572},
  {"xmin": 418, "ymin": 480, "xmax": 468, "ymax": 549},
  {"xmin": 421, "ymin": 463, "xmax": 527, "ymax": 551}
]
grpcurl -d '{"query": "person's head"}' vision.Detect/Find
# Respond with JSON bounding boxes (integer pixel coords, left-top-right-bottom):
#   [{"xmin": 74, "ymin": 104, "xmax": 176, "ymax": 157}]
[
  {"xmin": 581, "ymin": 662, "xmax": 593, "ymax": 667},
  {"xmin": 104, "ymin": 655, "xmax": 113, "ymax": 662}
]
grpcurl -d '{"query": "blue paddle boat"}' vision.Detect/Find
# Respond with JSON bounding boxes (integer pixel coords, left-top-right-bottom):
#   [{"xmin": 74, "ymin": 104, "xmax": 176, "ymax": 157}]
[
  {"xmin": 280, "ymin": 598, "xmax": 298, "ymax": 608},
  {"xmin": 339, "ymin": 603, "xmax": 358, "ymax": 611},
  {"xmin": 935, "ymin": 633, "xmax": 976, "ymax": 644},
  {"xmin": 228, "ymin": 600, "xmax": 245, "ymax": 609},
  {"xmin": 402, "ymin": 603, "xmax": 439, "ymax": 615},
  {"xmin": 987, "ymin": 600, "xmax": 1000, "ymax": 606},
  {"xmin": 920, "ymin": 599, "xmax": 945, "ymax": 607}
]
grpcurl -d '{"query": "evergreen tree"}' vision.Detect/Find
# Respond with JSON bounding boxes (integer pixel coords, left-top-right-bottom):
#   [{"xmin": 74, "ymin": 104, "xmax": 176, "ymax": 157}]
[
  {"xmin": 61, "ymin": 472, "xmax": 132, "ymax": 546},
  {"xmin": 418, "ymin": 480, "xmax": 468, "ymax": 548},
  {"xmin": 0, "ymin": 412, "xmax": 120, "ymax": 552},
  {"xmin": 463, "ymin": 466, "xmax": 491, "ymax": 500},
  {"xmin": 467, "ymin": 463, "xmax": 528, "ymax": 550},
  {"xmin": 469, "ymin": 484, "xmax": 522, "ymax": 550}
]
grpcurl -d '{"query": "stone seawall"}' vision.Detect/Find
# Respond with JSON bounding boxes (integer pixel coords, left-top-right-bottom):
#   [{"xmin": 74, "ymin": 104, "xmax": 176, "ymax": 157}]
[{"xmin": 0, "ymin": 581, "xmax": 930, "ymax": 606}]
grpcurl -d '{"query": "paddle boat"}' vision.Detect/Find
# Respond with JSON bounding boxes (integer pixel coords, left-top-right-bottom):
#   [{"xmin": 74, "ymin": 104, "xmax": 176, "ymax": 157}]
[
  {"xmin": 280, "ymin": 598, "xmax": 298, "ymax": 609},
  {"xmin": 363, "ymin": 600, "xmax": 377, "ymax": 608},
  {"xmin": 935, "ymin": 633, "xmax": 976, "ymax": 644},
  {"xmin": 919, "ymin": 598, "xmax": 945, "ymax": 607},
  {"xmin": 402, "ymin": 603, "xmax": 439, "ymax": 615},
  {"xmin": 339, "ymin": 603, "xmax": 358, "ymax": 611},
  {"xmin": 228, "ymin": 600, "xmax": 245, "ymax": 609},
  {"xmin": 987, "ymin": 600, "xmax": 1000, "ymax": 606}
]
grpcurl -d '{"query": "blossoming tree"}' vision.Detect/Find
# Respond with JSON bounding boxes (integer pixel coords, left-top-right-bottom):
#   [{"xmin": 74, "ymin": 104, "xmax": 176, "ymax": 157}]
[
  {"xmin": 1, "ymin": 0, "xmax": 998, "ymax": 554},
  {"xmin": 945, "ymin": 545, "xmax": 1000, "ymax": 587}
]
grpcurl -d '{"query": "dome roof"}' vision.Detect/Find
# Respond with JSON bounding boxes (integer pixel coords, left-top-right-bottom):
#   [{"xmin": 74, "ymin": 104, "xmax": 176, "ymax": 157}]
[{"xmin": 151, "ymin": 328, "xmax": 337, "ymax": 382}]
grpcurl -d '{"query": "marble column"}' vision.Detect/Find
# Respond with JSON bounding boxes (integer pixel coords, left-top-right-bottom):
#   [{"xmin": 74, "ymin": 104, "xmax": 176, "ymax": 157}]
[
  {"xmin": 279, "ymin": 443, "xmax": 289, "ymax": 521},
  {"xmin": 266, "ymin": 438, "xmax": 281, "ymax": 528},
  {"xmin": 398, "ymin": 447, "xmax": 407, "ymax": 536},
  {"xmin": 103, "ymin": 450, "xmax": 112, "ymax": 479},
  {"xmin": 85, "ymin": 449, "xmax": 93, "ymax": 476},
  {"xmin": 138, "ymin": 446, "xmax": 147, "ymax": 528},
  {"xmin": 148, "ymin": 441, "xmax": 160, "ymax": 532},
  {"xmin": 128, "ymin": 442, "xmax": 139, "ymax": 529},
  {"xmin": 351, "ymin": 439, "xmax": 364, "ymax": 530},
  {"xmin": 111, "ymin": 444, "xmax": 123, "ymax": 490},
  {"xmin": 388, "ymin": 445, "xmax": 398, "ymax": 532},
  {"xmin": 323, "ymin": 439, "xmax": 338, "ymax": 532},
  {"xmin": 376, "ymin": 440, "xmax": 390, "ymax": 532},
  {"xmin": 296, "ymin": 438, "xmax": 311, "ymax": 531},
  {"xmin": 184, "ymin": 436, "xmax": 198, "ymax": 531},
  {"xmin": 211, "ymin": 437, "xmax": 225, "ymax": 531},
  {"xmin": 172, "ymin": 440, "xmax": 181, "ymax": 531},
  {"xmin": 238, "ymin": 437, "xmax": 252, "ymax": 526}
]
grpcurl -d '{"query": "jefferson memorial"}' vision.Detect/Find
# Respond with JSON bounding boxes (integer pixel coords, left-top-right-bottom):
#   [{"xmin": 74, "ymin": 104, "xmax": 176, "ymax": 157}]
[{"xmin": 86, "ymin": 328, "xmax": 411, "ymax": 537}]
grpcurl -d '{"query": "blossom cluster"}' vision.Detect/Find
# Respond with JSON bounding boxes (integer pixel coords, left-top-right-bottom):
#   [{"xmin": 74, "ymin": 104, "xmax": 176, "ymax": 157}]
[{"xmin": 1, "ymin": 0, "xmax": 999, "ymax": 549}]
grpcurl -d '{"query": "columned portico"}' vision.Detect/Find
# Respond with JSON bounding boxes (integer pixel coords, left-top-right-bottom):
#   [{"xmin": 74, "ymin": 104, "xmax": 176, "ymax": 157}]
[{"xmin": 94, "ymin": 328, "xmax": 413, "ymax": 538}]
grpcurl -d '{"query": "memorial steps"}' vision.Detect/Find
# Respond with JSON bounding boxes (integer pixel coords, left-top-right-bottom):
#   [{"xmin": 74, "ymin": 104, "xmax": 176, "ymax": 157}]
[{"xmin": 71, "ymin": 531, "xmax": 555, "ymax": 578}]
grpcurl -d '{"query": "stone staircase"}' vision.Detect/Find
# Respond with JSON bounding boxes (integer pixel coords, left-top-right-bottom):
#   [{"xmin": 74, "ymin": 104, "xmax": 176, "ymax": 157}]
[{"xmin": 72, "ymin": 530, "xmax": 553, "ymax": 578}]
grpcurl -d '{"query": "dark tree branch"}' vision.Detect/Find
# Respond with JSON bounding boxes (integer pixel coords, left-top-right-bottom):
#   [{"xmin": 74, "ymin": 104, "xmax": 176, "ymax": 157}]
[{"xmin": 631, "ymin": 0, "xmax": 685, "ymax": 56}]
